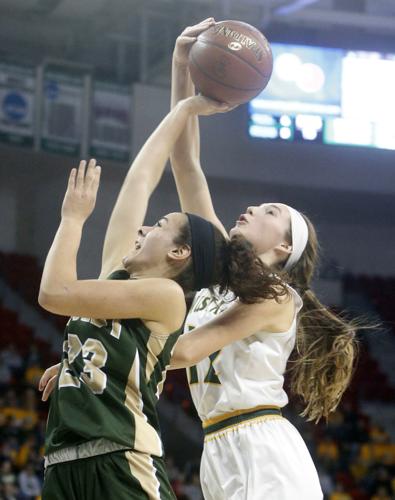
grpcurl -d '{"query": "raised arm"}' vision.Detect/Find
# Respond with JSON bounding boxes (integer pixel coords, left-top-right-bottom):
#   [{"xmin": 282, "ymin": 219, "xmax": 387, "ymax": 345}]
[
  {"xmin": 170, "ymin": 19, "xmax": 229, "ymax": 238},
  {"xmin": 100, "ymin": 90, "xmax": 213, "ymax": 278},
  {"xmin": 39, "ymin": 99, "xmax": 227, "ymax": 320},
  {"xmin": 38, "ymin": 160, "xmax": 186, "ymax": 330}
]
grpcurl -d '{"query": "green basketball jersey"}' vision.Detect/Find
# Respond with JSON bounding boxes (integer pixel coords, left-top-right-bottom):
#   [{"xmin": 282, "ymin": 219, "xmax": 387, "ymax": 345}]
[{"xmin": 45, "ymin": 270, "xmax": 182, "ymax": 458}]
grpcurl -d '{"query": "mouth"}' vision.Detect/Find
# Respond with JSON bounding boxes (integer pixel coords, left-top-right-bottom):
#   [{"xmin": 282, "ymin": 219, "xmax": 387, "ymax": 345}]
[{"xmin": 134, "ymin": 241, "xmax": 142, "ymax": 250}]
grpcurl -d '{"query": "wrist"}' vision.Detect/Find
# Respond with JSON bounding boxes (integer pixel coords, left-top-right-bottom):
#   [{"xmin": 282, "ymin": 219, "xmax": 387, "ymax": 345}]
[
  {"xmin": 178, "ymin": 96, "xmax": 200, "ymax": 116},
  {"xmin": 175, "ymin": 98, "xmax": 194, "ymax": 117},
  {"xmin": 60, "ymin": 216, "xmax": 85, "ymax": 228},
  {"xmin": 172, "ymin": 53, "xmax": 189, "ymax": 68},
  {"xmin": 172, "ymin": 59, "xmax": 188, "ymax": 69}
]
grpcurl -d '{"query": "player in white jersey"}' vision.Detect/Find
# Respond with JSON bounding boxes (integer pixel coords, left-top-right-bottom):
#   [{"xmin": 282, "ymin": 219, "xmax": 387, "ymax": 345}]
[
  {"xmin": 166, "ymin": 19, "xmax": 359, "ymax": 500},
  {"xmin": 179, "ymin": 284, "xmax": 317, "ymax": 500}
]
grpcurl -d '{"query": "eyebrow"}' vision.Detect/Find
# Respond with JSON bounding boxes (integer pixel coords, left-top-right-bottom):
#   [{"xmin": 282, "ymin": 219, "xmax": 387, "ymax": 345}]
[{"xmin": 268, "ymin": 204, "xmax": 281, "ymax": 214}]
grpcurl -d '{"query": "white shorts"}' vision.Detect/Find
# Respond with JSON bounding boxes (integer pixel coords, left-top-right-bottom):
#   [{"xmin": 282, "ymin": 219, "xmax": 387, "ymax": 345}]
[{"xmin": 200, "ymin": 414, "xmax": 323, "ymax": 500}]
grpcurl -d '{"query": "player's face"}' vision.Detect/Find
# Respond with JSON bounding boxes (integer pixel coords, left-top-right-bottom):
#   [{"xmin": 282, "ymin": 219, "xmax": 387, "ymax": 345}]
[
  {"xmin": 229, "ymin": 203, "xmax": 291, "ymax": 257},
  {"xmin": 122, "ymin": 212, "xmax": 188, "ymax": 274}
]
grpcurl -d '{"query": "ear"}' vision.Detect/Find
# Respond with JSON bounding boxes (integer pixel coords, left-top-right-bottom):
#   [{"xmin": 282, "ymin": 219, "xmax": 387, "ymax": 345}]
[
  {"xmin": 274, "ymin": 242, "xmax": 292, "ymax": 258},
  {"xmin": 167, "ymin": 244, "xmax": 191, "ymax": 262}
]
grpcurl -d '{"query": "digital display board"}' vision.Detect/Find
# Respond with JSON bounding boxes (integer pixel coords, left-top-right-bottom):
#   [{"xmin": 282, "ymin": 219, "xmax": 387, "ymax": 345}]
[{"xmin": 248, "ymin": 43, "xmax": 395, "ymax": 150}]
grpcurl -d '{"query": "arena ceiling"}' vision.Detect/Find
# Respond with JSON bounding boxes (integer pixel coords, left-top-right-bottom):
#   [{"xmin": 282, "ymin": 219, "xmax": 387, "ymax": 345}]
[{"xmin": 0, "ymin": 0, "xmax": 394, "ymax": 84}]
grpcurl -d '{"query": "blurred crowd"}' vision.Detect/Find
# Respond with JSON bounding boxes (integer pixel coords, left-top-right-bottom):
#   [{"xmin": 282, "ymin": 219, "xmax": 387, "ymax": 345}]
[
  {"xmin": 292, "ymin": 403, "xmax": 395, "ymax": 500},
  {"xmin": 0, "ymin": 344, "xmax": 46, "ymax": 500},
  {"xmin": 1, "ymin": 336, "xmax": 394, "ymax": 499}
]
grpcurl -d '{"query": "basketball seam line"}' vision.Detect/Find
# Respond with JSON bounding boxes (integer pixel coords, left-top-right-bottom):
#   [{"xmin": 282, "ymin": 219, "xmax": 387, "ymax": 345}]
[
  {"xmin": 197, "ymin": 37, "xmax": 271, "ymax": 79},
  {"xmin": 190, "ymin": 53, "xmax": 264, "ymax": 93}
]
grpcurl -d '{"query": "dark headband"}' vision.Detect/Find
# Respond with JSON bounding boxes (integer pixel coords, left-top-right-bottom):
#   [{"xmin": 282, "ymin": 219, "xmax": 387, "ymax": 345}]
[{"xmin": 186, "ymin": 213, "xmax": 216, "ymax": 291}]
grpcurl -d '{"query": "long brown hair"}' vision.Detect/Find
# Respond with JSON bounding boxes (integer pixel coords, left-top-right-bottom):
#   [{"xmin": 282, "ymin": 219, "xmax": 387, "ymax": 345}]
[{"xmin": 285, "ymin": 214, "xmax": 358, "ymax": 422}]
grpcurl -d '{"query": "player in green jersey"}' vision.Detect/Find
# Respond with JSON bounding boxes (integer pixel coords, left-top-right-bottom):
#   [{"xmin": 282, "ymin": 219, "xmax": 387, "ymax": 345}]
[
  {"xmin": 37, "ymin": 99, "xmax": 224, "ymax": 499},
  {"xmin": 38, "ymin": 88, "xmax": 279, "ymax": 500},
  {"xmin": 37, "ymin": 95, "xmax": 228, "ymax": 500}
]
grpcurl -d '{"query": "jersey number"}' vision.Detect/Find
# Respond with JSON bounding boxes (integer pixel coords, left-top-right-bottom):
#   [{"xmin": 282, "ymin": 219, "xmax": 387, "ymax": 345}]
[
  {"xmin": 188, "ymin": 351, "xmax": 221, "ymax": 385},
  {"xmin": 59, "ymin": 334, "xmax": 108, "ymax": 394},
  {"xmin": 185, "ymin": 325, "xmax": 221, "ymax": 385}
]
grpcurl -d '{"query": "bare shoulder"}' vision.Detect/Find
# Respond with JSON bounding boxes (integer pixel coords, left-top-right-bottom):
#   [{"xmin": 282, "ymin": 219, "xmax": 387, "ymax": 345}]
[
  {"xmin": 141, "ymin": 277, "xmax": 185, "ymax": 297},
  {"xmin": 132, "ymin": 277, "xmax": 186, "ymax": 306},
  {"xmin": 260, "ymin": 288, "xmax": 297, "ymax": 333},
  {"xmin": 140, "ymin": 278, "xmax": 187, "ymax": 334},
  {"xmin": 238, "ymin": 288, "xmax": 295, "ymax": 334},
  {"xmin": 159, "ymin": 278, "xmax": 186, "ymax": 308}
]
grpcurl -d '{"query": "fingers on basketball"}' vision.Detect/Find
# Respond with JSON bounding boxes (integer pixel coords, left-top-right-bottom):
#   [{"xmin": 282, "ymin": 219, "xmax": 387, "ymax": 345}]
[{"xmin": 188, "ymin": 20, "xmax": 273, "ymax": 106}]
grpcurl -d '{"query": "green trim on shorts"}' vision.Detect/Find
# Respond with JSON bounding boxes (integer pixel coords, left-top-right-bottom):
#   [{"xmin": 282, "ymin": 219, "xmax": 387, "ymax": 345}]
[{"xmin": 203, "ymin": 407, "xmax": 282, "ymax": 436}]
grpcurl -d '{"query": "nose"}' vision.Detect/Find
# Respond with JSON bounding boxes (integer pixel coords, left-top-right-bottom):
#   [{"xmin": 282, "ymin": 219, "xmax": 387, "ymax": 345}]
[
  {"xmin": 137, "ymin": 226, "xmax": 151, "ymax": 237},
  {"xmin": 246, "ymin": 206, "xmax": 255, "ymax": 216}
]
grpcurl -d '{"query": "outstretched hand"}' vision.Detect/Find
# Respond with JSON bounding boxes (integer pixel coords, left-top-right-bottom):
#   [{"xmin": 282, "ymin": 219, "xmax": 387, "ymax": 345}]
[
  {"xmin": 173, "ymin": 18, "xmax": 216, "ymax": 66},
  {"xmin": 61, "ymin": 159, "xmax": 101, "ymax": 223}
]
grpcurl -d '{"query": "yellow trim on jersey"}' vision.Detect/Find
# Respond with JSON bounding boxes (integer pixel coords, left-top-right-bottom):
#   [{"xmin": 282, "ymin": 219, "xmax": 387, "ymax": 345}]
[{"xmin": 202, "ymin": 405, "xmax": 282, "ymax": 428}]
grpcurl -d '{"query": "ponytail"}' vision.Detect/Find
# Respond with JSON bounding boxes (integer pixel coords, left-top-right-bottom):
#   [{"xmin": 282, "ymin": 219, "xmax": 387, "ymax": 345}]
[
  {"xmin": 287, "ymin": 214, "xmax": 359, "ymax": 422},
  {"xmin": 288, "ymin": 288, "xmax": 358, "ymax": 422}
]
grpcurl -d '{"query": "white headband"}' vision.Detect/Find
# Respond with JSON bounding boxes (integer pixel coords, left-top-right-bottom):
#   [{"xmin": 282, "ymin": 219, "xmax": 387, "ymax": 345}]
[{"xmin": 283, "ymin": 206, "xmax": 309, "ymax": 271}]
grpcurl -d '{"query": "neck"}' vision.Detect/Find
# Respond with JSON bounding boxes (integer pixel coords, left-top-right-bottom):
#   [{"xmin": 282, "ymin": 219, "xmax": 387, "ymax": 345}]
[
  {"xmin": 259, "ymin": 248, "xmax": 288, "ymax": 270},
  {"xmin": 258, "ymin": 251, "xmax": 276, "ymax": 268},
  {"xmin": 128, "ymin": 262, "xmax": 172, "ymax": 281}
]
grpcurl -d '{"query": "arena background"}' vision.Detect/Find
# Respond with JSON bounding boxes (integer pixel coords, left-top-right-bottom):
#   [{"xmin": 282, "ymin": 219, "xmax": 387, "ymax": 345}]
[{"xmin": 0, "ymin": 1, "xmax": 394, "ymax": 499}]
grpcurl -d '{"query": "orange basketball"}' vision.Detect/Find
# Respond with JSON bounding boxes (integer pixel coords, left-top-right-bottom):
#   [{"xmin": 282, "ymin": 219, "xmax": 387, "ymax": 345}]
[{"xmin": 188, "ymin": 20, "xmax": 273, "ymax": 106}]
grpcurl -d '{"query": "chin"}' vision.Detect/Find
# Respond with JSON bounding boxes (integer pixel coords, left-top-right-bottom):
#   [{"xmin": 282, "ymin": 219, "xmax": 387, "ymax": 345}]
[
  {"xmin": 122, "ymin": 259, "xmax": 133, "ymax": 274},
  {"xmin": 123, "ymin": 251, "xmax": 141, "ymax": 271},
  {"xmin": 229, "ymin": 226, "xmax": 242, "ymax": 238}
]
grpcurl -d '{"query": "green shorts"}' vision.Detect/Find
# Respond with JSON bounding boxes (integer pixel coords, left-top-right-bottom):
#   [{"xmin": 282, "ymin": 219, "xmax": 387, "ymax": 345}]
[{"xmin": 42, "ymin": 449, "xmax": 176, "ymax": 500}]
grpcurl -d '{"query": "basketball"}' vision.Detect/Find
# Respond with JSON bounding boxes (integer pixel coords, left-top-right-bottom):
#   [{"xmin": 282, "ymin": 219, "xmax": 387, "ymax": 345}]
[{"xmin": 188, "ymin": 20, "xmax": 273, "ymax": 106}]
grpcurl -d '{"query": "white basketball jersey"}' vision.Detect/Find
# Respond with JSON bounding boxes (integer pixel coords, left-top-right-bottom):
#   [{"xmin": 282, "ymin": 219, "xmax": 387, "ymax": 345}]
[{"xmin": 185, "ymin": 286, "xmax": 303, "ymax": 422}]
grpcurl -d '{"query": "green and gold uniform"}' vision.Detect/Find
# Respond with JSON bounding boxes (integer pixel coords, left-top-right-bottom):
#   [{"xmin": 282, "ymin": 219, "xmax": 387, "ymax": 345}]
[{"xmin": 42, "ymin": 271, "xmax": 181, "ymax": 500}]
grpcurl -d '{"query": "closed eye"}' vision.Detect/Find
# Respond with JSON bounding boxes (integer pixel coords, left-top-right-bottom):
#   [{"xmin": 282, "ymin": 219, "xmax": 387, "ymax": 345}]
[{"xmin": 267, "ymin": 205, "xmax": 280, "ymax": 216}]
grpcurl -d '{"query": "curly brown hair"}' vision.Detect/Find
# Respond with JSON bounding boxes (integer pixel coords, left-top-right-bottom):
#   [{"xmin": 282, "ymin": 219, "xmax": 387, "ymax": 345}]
[
  {"xmin": 221, "ymin": 235, "xmax": 288, "ymax": 304},
  {"xmin": 171, "ymin": 221, "xmax": 287, "ymax": 304}
]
